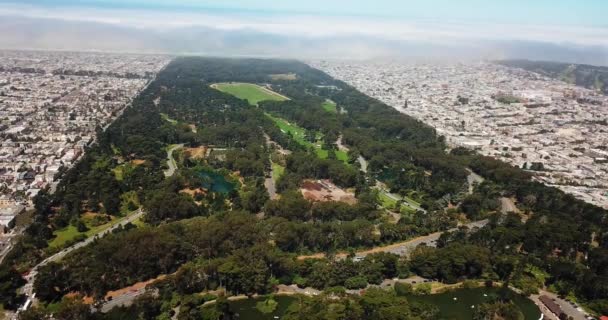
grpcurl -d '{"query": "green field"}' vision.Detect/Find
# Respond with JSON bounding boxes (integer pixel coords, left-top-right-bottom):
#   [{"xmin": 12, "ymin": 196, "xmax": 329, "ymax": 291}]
[
  {"xmin": 265, "ymin": 113, "xmax": 348, "ymax": 163},
  {"xmin": 271, "ymin": 162, "xmax": 285, "ymax": 182},
  {"xmin": 212, "ymin": 82, "xmax": 288, "ymax": 106},
  {"xmin": 160, "ymin": 113, "xmax": 178, "ymax": 125},
  {"xmin": 49, "ymin": 210, "xmax": 139, "ymax": 249},
  {"xmin": 378, "ymin": 190, "xmax": 421, "ymax": 214},
  {"xmin": 322, "ymin": 100, "xmax": 337, "ymax": 113},
  {"xmin": 48, "ymin": 225, "xmax": 81, "ymax": 248}
]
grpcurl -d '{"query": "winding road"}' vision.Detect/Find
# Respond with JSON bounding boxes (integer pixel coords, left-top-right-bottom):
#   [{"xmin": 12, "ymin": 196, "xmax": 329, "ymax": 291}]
[
  {"xmin": 17, "ymin": 209, "xmax": 145, "ymax": 316},
  {"xmin": 164, "ymin": 144, "xmax": 183, "ymax": 177},
  {"xmin": 298, "ymin": 219, "xmax": 489, "ymax": 260}
]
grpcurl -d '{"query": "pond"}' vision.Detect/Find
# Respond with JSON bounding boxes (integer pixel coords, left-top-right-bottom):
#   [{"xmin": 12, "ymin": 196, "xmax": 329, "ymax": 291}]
[
  {"xmin": 199, "ymin": 169, "xmax": 236, "ymax": 193},
  {"xmin": 223, "ymin": 287, "xmax": 540, "ymax": 320},
  {"xmin": 225, "ymin": 296, "xmax": 296, "ymax": 320},
  {"xmin": 406, "ymin": 287, "xmax": 541, "ymax": 320}
]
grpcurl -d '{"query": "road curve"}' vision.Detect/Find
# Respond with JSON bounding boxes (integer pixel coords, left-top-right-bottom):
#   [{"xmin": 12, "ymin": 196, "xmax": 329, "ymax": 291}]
[
  {"xmin": 164, "ymin": 144, "xmax": 183, "ymax": 177},
  {"xmin": 298, "ymin": 219, "xmax": 488, "ymax": 260},
  {"xmin": 19, "ymin": 209, "xmax": 145, "ymax": 313}
]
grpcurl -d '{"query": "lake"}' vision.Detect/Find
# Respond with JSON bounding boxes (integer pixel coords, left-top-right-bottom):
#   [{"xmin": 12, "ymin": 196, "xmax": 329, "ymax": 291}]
[
  {"xmin": 199, "ymin": 169, "xmax": 235, "ymax": 193},
  {"xmin": 225, "ymin": 287, "xmax": 541, "ymax": 320},
  {"xmin": 225, "ymin": 296, "xmax": 296, "ymax": 319},
  {"xmin": 406, "ymin": 287, "xmax": 541, "ymax": 320}
]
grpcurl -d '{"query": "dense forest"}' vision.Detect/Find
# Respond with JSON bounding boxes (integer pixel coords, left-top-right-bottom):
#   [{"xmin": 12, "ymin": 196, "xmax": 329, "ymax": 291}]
[
  {"xmin": 2, "ymin": 57, "xmax": 607, "ymax": 319},
  {"xmin": 497, "ymin": 59, "xmax": 608, "ymax": 95}
]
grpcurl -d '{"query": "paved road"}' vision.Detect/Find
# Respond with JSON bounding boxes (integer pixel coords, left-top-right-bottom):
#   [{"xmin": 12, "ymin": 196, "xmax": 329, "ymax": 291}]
[
  {"xmin": 100, "ymin": 287, "xmax": 147, "ymax": 313},
  {"xmin": 164, "ymin": 144, "xmax": 183, "ymax": 177},
  {"xmin": 18, "ymin": 209, "xmax": 145, "ymax": 314},
  {"xmin": 299, "ymin": 219, "xmax": 488, "ymax": 260},
  {"xmin": 366, "ymin": 219, "xmax": 488, "ymax": 257},
  {"xmin": 382, "ymin": 189, "xmax": 427, "ymax": 214}
]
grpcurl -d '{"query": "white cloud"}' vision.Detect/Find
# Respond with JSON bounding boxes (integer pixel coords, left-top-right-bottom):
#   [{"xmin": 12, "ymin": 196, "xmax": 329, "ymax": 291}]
[{"xmin": 1, "ymin": 3, "xmax": 607, "ymax": 47}]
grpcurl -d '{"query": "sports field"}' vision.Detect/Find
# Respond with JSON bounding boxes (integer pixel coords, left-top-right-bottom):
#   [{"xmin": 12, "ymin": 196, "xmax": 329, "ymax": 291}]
[{"xmin": 211, "ymin": 82, "xmax": 288, "ymax": 106}]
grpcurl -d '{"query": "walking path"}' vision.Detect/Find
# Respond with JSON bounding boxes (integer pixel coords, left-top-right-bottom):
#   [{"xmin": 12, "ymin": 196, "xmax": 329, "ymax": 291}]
[
  {"xmin": 164, "ymin": 144, "xmax": 183, "ymax": 177},
  {"xmin": 298, "ymin": 219, "xmax": 488, "ymax": 260},
  {"xmin": 16, "ymin": 209, "xmax": 145, "ymax": 317}
]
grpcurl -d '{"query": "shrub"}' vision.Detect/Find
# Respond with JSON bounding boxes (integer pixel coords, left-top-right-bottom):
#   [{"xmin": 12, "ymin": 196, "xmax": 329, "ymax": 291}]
[
  {"xmin": 256, "ymin": 296, "xmax": 278, "ymax": 314},
  {"xmin": 414, "ymin": 283, "xmax": 432, "ymax": 295},
  {"xmin": 345, "ymin": 276, "xmax": 368, "ymax": 290},
  {"xmin": 394, "ymin": 282, "xmax": 413, "ymax": 296},
  {"xmin": 462, "ymin": 280, "xmax": 479, "ymax": 289}
]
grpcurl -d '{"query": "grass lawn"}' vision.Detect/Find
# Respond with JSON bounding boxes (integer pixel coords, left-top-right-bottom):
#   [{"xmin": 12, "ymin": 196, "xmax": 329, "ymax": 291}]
[
  {"xmin": 378, "ymin": 189, "xmax": 423, "ymax": 213},
  {"xmin": 112, "ymin": 163, "xmax": 138, "ymax": 181},
  {"xmin": 322, "ymin": 100, "xmax": 337, "ymax": 113},
  {"xmin": 271, "ymin": 162, "xmax": 285, "ymax": 182},
  {"xmin": 131, "ymin": 216, "xmax": 147, "ymax": 228},
  {"xmin": 265, "ymin": 113, "xmax": 349, "ymax": 165},
  {"xmin": 335, "ymin": 150, "xmax": 348, "ymax": 162},
  {"xmin": 212, "ymin": 82, "xmax": 288, "ymax": 106},
  {"xmin": 48, "ymin": 210, "xmax": 139, "ymax": 249},
  {"xmin": 266, "ymin": 113, "xmax": 313, "ymax": 148},
  {"xmin": 160, "ymin": 113, "xmax": 178, "ymax": 125},
  {"xmin": 112, "ymin": 164, "xmax": 127, "ymax": 181},
  {"xmin": 379, "ymin": 191, "xmax": 398, "ymax": 209},
  {"xmin": 48, "ymin": 225, "xmax": 81, "ymax": 248}
]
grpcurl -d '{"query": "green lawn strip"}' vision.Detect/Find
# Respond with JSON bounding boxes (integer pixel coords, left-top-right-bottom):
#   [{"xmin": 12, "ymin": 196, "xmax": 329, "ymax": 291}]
[
  {"xmin": 112, "ymin": 163, "xmax": 138, "ymax": 182},
  {"xmin": 265, "ymin": 113, "xmax": 314, "ymax": 149},
  {"xmin": 160, "ymin": 113, "xmax": 178, "ymax": 125},
  {"xmin": 271, "ymin": 162, "xmax": 285, "ymax": 182},
  {"xmin": 379, "ymin": 189, "xmax": 422, "ymax": 212},
  {"xmin": 131, "ymin": 216, "xmax": 147, "ymax": 228},
  {"xmin": 322, "ymin": 100, "xmax": 337, "ymax": 113},
  {"xmin": 335, "ymin": 150, "xmax": 348, "ymax": 162},
  {"xmin": 378, "ymin": 191, "xmax": 398, "ymax": 209},
  {"xmin": 265, "ymin": 113, "xmax": 349, "ymax": 165},
  {"xmin": 403, "ymin": 196, "xmax": 421, "ymax": 208},
  {"xmin": 48, "ymin": 225, "xmax": 81, "ymax": 248},
  {"xmin": 48, "ymin": 210, "xmax": 139, "ymax": 249},
  {"xmin": 212, "ymin": 82, "xmax": 288, "ymax": 106}
]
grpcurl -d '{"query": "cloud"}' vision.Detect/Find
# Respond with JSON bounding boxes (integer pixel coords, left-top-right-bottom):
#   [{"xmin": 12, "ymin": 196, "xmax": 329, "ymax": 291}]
[
  {"xmin": 0, "ymin": 3, "xmax": 607, "ymax": 65},
  {"xmin": 3, "ymin": 3, "xmax": 608, "ymax": 46}
]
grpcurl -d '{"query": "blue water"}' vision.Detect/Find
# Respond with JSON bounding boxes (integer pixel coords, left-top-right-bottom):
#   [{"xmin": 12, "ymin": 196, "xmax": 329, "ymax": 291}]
[{"xmin": 199, "ymin": 169, "xmax": 235, "ymax": 193}]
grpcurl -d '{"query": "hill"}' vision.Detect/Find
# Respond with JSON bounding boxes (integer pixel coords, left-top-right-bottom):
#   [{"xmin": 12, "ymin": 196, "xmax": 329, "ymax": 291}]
[{"xmin": 497, "ymin": 59, "xmax": 608, "ymax": 95}]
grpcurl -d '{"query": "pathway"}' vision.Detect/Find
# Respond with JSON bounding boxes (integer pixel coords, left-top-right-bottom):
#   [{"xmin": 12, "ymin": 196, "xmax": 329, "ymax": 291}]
[
  {"xmin": 164, "ymin": 144, "xmax": 183, "ymax": 177},
  {"xmin": 298, "ymin": 219, "xmax": 488, "ymax": 260},
  {"xmin": 466, "ymin": 169, "xmax": 485, "ymax": 195},
  {"xmin": 17, "ymin": 209, "xmax": 145, "ymax": 316}
]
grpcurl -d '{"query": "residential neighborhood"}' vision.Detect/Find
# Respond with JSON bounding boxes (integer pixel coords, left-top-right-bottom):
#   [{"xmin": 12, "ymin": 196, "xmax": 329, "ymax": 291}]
[
  {"xmin": 313, "ymin": 60, "xmax": 608, "ymax": 210},
  {"xmin": 0, "ymin": 50, "xmax": 169, "ymax": 229}
]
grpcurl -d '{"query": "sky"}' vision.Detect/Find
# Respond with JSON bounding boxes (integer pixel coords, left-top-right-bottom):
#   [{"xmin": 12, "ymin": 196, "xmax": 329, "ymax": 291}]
[{"xmin": 1, "ymin": 0, "xmax": 607, "ymax": 64}]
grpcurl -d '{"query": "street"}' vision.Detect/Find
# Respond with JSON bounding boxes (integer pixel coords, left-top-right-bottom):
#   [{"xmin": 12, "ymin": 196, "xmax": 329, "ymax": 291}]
[{"xmin": 17, "ymin": 208, "xmax": 145, "ymax": 316}]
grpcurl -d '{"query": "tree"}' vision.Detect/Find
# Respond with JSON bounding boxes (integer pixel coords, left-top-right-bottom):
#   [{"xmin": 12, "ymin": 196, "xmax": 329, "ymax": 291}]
[
  {"xmin": 394, "ymin": 282, "xmax": 413, "ymax": 296},
  {"xmin": 345, "ymin": 276, "xmax": 368, "ymax": 290},
  {"xmin": 0, "ymin": 265, "xmax": 25, "ymax": 309}
]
